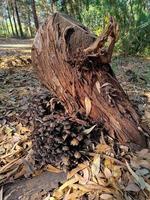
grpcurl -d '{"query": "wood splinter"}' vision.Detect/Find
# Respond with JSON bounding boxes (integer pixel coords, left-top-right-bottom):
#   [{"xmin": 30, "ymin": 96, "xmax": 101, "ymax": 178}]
[{"xmin": 84, "ymin": 16, "xmax": 119, "ymax": 64}]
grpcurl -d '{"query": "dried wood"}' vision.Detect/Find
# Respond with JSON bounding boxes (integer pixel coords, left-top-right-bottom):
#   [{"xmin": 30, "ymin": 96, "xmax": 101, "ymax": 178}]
[{"xmin": 32, "ymin": 12, "xmax": 148, "ymax": 149}]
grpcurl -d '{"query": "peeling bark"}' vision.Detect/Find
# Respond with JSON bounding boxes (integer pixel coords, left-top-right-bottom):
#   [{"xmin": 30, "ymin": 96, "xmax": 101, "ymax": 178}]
[{"xmin": 32, "ymin": 12, "xmax": 148, "ymax": 149}]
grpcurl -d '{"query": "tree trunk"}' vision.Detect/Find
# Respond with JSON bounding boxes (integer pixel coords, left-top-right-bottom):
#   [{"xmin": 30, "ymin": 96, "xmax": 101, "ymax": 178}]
[
  {"xmin": 31, "ymin": 0, "xmax": 39, "ymax": 30},
  {"xmin": 13, "ymin": 0, "xmax": 24, "ymax": 37},
  {"xmin": 7, "ymin": 6, "xmax": 15, "ymax": 36},
  {"xmin": 31, "ymin": 12, "xmax": 148, "ymax": 149},
  {"xmin": 11, "ymin": 2, "xmax": 19, "ymax": 37},
  {"xmin": 27, "ymin": 3, "xmax": 32, "ymax": 37},
  {"xmin": 5, "ymin": 19, "xmax": 10, "ymax": 35},
  {"xmin": 2, "ymin": 21, "xmax": 7, "ymax": 36}
]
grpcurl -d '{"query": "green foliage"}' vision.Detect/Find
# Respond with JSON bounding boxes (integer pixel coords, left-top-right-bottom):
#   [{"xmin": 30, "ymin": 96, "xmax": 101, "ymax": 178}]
[
  {"xmin": 0, "ymin": 0, "xmax": 149, "ymax": 55},
  {"xmin": 79, "ymin": 0, "xmax": 150, "ymax": 56}
]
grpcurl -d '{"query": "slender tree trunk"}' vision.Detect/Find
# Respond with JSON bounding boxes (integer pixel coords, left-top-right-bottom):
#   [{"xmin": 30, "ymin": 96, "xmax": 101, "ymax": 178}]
[
  {"xmin": 11, "ymin": 3, "xmax": 19, "ymax": 37},
  {"xmin": 26, "ymin": 0, "xmax": 32, "ymax": 37},
  {"xmin": 28, "ymin": 11, "xmax": 32, "ymax": 37},
  {"xmin": 5, "ymin": 19, "xmax": 10, "ymax": 35},
  {"xmin": 13, "ymin": 0, "xmax": 24, "ymax": 37},
  {"xmin": 2, "ymin": 21, "xmax": 7, "ymax": 36},
  {"xmin": 31, "ymin": 0, "xmax": 39, "ymax": 30},
  {"xmin": 7, "ymin": 6, "xmax": 15, "ymax": 36}
]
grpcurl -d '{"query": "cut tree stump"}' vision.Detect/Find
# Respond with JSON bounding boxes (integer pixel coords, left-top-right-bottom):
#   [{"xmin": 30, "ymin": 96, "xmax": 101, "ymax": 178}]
[{"xmin": 31, "ymin": 12, "xmax": 148, "ymax": 149}]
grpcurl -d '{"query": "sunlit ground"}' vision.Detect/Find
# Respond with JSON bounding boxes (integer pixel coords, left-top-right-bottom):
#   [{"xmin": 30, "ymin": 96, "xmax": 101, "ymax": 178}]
[{"xmin": 0, "ymin": 38, "xmax": 33, "ymax": 56}]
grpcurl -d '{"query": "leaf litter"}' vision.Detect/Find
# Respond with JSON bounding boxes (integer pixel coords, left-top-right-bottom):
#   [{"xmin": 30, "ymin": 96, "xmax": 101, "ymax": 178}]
[{"xmin": 0, "ymin": 51, "xmax": 150, "ymax": 200}]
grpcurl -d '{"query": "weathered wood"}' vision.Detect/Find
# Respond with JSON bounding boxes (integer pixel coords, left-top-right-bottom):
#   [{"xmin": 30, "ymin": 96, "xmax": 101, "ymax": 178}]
[{"xmin": 31, "ymin": 12, "xmax": 147, "ymax": 149}]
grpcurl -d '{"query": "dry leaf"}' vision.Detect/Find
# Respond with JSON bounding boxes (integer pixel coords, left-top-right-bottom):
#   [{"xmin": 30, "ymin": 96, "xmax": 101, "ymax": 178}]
[
  {"xmin": 67, "ymin": 190, "xmax": 86, "ymax": 200},
  {"xmin": 58, "ymin": 177, "xmax": 78, "ymax": 191},
  {"xmin": 46, "ymin": 164, "xmax": 62, "ymax": 173},
  {"xmin": 101, "ymin": 83, "xmax": 112, "ymax": 88},
  {"xmin": 97, "ymin": 177, "xmax": 107, "ymax": 186},
  {"xmin": 135, "ymin": 168, "xmax": 149, "ymax": 176},
  {"xmin": 126, "ymin": 161, "xmax": 150, "ymax": 192},
  {"xmin": 96, "ymin": 144, "xmax": 111, "ymax": 154},
  {"xmin": 67, "ymin": 163, "xmax": 87, "ymax": 179},
  {"xmin": 125, "ymin": 183, "xmax": 140, "ymax": 192},
  {"xmin": 131, "ymin": 158, "xmax": 150, "ymax": 170},
  {"xmin": 91, "ymin": 154, "xmax": 100, "ymax": 176},
  {"xmin": 104, "ymin": 158, "xmax": 113, "ymax": 169},
  {"xmin": 72, "ymin": 183, "xmax": 103, "ymax": 191},
  {"xmin": 100, "ymin": 193, "xmax": 113, "ymax": 200},
  {"xmin": 63, "ymin": 188, "xmax": 71, "ymax": 200},
  {"xmin": 138, "ymin": 149, "xmax": 149, "ymax": 157},
  {"xmin": 82, "ymin": 168, "xmax": 90, "ymax": 184},
  {"xmin": 53, "ymin": 189, "xmax": 64, "ymax": 199},
  {"xmin": 83, "ymin": 124, "xmax": 97, "ymax": 134},
  {"xmin": 4, "ymin": 126, "xmax": 13, "ymax": 135},
  {"xmin": 112, "ymin": 166, "xmax": 122, "ymax": 178},
  {"xmin": 84, "ymin": 96, "xmax": 92, "ymax": 116},
  {"xmin": 104, "ymin": 167, "xmax": 112, "ymax": 179}
]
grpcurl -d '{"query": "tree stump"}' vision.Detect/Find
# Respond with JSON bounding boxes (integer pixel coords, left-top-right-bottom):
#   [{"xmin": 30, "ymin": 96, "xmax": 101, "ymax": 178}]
[{"xmin": 31, "ymin": 12, "xmax": 147, "ymax": 149}]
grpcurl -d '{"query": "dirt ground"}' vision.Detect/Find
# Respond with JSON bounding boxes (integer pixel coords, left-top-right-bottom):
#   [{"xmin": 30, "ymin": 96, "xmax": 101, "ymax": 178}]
[
  {"xmin": 0, "ymin": 38, "xmax": 66, "ymax": 200},
  {"xmin": 0, "ymin": 38, "xmax": 150, "ymax": 200}
]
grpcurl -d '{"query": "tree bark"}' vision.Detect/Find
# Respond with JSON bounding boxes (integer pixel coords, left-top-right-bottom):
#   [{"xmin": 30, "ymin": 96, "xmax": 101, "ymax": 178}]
[
  {"xmin": 13, "ymin": 0, "xmax": 24, "ymax": 37},
  {"xmin": 11, "ymin": 3, "xmax": 19, "ymax": 37},
  {"xmin": 31, "ymin": 0, "xmax": 39, "ymax": 30},
  {"xmin": 7, "ymin": 6, "xmax": 15, "ymax": 36},
  {"xmin": 5, "ymin": 19, "xmax": 10, "ymax": 35},
  {"xmin": 31, "ymin": 12, "xmax": 148, "ymax": 149},
  {"xmin": 27, "ymin": 3, "xmax": 32, "ymax": 37}
]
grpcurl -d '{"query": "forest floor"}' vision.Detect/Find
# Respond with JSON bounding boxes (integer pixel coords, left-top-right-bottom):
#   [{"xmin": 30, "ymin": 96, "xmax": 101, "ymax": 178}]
[{"xmin": 0, "ymin": 38, "xmax": 150, "ymax": 200}]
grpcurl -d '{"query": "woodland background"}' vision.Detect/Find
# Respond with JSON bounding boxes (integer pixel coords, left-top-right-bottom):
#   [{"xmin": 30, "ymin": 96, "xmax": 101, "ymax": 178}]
[{"xmin": 0, "ymin": 0, "xmax": 150, "ymax": 56}]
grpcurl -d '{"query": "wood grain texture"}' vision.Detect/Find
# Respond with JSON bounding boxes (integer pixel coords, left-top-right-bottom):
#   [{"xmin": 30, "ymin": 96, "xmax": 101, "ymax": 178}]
[{"xmin": 32, "ymin": 12, "xmax": 147, "ymax": 149}]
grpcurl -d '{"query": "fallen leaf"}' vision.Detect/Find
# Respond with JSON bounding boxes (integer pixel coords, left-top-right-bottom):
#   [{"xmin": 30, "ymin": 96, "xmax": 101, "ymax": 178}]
[
  {"xmin": 125, "ymin": 183, "xmax": 140, "ymax": 192},
  {"xmin": 104, "ymin": 158, "xmax": 113, "ymax": 169},
  {"xmin": 49, "ymin": 198, "xmax": 56, "ymax": 200},
  {"xmin": 63, "ymin": 188, "xmax": 71, "ymax": 200},
  {"xmin": 82, "ymin": 168, "xmax": 90, "ymax": 184},
  {"xmin": 126, "ymin": 161, "xmax": 150, "ymax": 192},
  {"xmin": 91, "ymin": 154, "xmax": 100, "ymax": 176},
  {"xmin": 84, "ymin": 96, "xmax": 92, "ymax": 116},
  {"xmin": 72, "ymin": 183, "xmax": 103, "ymax": 191},
  {"xmin": 138, "ymin": 148, "xmax": 149, "ymax": 158},
  {"xmin": 4, "ymin": 126, "xmax": 13, "ymax": 135},
  {"xmin": 58, "ymin": 177, "xmax": 78, "ymax": 191},
  {"xmin": 83, "ymin": 124, "xmax": 97, "ymax": 134},
  {"xmin": 112, "ymin": 165, "xmax": 122, "ymax": 178},
  {"xmin": 75, "ymin": 173, "xmax": 87, "ymax": 185},
  {"xmin": 67, "ymin": 190, "xmax": 86, "ymax": 200},
  {"xmin": 136, "ymin": 168, "xmax": 149, "ymax": 176},
  {"xmin": 104, "ymin": 167, "xmax": 112, "ymax": 179},
  {"xmin": 67, "ymin": 163, "xmax": 87, "ymax": 179},
  {"xmin": 96, "ymin": 144, "xmax": 111, "ymax": 154},
  {"xmin": 46, "ymin": 164, "xmax": 62, "ymax": 173},
  {"xmin": 101, "ymin": 83, "xmax": 112, "ymax": 88},
  {"xmin": 96, "ymin": 177, "xmax": 107, "ymax": 186},
  {"xmin": 100, "ymin": 193, "xmax": 113, "ymax": 199}
]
